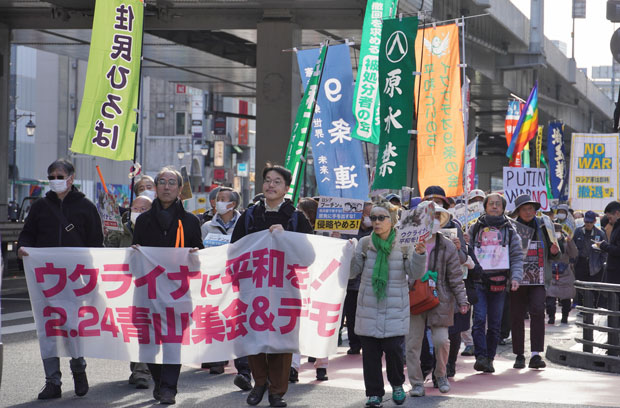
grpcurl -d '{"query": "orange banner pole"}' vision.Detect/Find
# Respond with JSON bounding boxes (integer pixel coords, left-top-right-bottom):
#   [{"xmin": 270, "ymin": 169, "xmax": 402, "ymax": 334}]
[{"xmin": 96, "ymin": 165, "xmax": 109, "ymax": 194}]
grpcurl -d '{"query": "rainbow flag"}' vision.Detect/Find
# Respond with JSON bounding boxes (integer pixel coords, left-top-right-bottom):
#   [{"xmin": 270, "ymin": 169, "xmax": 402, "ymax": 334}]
[
  {"xmin": 505, "ymin": 100, "xmax": 523, "ymax": 167},
  {"xmin": 506, "ymin": 82, "xmax": 538, "ymax": 165}
]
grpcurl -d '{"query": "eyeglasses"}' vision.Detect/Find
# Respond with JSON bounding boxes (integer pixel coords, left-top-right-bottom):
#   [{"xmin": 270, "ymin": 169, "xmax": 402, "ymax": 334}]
[
  {"xmin": 47, "ymin": 175, "xmax": 67, "ymax": 180},
  {"xmin": 157, "ymin": 179, "xmax": 178, "ymax": 186},
  {"xmin": 263, "ymin": 178, "xmax": 284, "ymax": 186},
  {"xmin": 369, "ymin": 215, "xmax": 389, "ymax": 222}
]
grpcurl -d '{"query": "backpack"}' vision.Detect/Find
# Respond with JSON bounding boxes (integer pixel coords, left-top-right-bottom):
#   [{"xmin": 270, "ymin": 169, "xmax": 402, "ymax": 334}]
[{"xmin": 243, "ymin": 203, "xmax": 300, "ymax": 235}]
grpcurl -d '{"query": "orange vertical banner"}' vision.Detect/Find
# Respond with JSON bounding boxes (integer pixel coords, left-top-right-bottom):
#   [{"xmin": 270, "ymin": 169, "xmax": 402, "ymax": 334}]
[{"xmin": 415, "ymin": 23, "xmax": 465, "ymax": 197}]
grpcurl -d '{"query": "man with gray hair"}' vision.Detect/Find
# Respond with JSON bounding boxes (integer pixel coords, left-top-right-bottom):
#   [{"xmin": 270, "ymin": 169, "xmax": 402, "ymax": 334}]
[{"xmin": 17, "ymin": 158, "xmax": 103, "ymax": 400}]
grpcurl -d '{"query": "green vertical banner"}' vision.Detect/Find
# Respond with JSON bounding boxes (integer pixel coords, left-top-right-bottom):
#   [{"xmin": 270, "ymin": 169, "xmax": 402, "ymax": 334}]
[
  {"xmin": 373, "ymin": 17, "xmax": 418, "ymax": 190},
  {"xmin": 70, "ymin": 0, "xmax": 144, "ymax": 161},
  {"xmin": 284, "ymin": 44, "xmax": 328, "ymax": 204},
  {"xmin": 352, "ymin": 0, "xmax": 398, "ymax": 144}
]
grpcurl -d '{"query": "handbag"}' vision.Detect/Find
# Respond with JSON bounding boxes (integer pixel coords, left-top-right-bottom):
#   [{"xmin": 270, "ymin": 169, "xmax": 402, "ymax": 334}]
[{"xmin": 409, "ymin": 235, "xmax": 440, "ymax": 315}]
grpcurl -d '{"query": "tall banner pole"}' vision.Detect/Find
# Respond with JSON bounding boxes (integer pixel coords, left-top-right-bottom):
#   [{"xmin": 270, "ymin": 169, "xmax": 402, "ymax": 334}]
[{"xmin": 460, "ymin": 16, "xmax": 469, "ymax": 207}]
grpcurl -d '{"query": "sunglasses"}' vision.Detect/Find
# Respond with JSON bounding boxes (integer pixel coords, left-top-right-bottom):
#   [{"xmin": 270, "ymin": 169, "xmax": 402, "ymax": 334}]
[
  {"xmin": 47, "ymin": 175, "xmax": 68, "ymax": 180},
  {"xmin": 369, "ymin": 215, "xmax": 389, "ymax": 222}
]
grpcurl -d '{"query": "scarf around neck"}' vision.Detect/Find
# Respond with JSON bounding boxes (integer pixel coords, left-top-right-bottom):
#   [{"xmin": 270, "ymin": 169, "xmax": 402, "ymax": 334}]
[{"xmin": 371, "ymin": 229, "xmax": 395, "ymax": 301}]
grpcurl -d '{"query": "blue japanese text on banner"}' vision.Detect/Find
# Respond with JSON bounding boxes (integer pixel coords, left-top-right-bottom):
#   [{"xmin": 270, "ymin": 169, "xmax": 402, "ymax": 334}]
[
  {"xmin": 547, "ymin": 122, "xmax": 567, "ymax": 200},
  {"xmin": 296, "ymin": 44, "xmax": 370, "ymax": 200}
]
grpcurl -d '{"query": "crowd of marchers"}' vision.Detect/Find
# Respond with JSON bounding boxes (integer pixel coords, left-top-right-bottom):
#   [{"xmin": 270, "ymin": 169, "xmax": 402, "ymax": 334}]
[{"xmin": 16, "ymin": 158, "xmax": 620, "ymax": 408}]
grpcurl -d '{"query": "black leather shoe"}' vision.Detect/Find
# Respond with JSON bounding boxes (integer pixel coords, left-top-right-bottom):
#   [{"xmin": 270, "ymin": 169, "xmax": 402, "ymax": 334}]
[
  {"xmin": 289, "ymin": 367, "xmax": 299, "ymax": 383},
  {"xmin": 484, "ymin": 359, "xmax": 495, "ymax": 373},
  {"xmin": 528, "ymin": 355, "xmax": 546, "ymax": 369},
  {"xmin": 234, "ymin": 373, "xmax": 253, "ymax": 391},
  {"xmin": 268, "ymin": 394, "xmax": 287, "ymax": 407},
  {"xmin": 514, "ymin": 354, "xmax": 526, "ymax": 369},
  {"xmin": 347, "ymin": 346, "xmax": 361, "ymax": 355},
  {"xmin": 38, "ymin": 383, "xmax": 61, "ymax": 400},
  {"xmin": 474, "ymin": 356, "xmax": 488, "ymax": 372},
  {"xmin": 73, "ymin": 372, "xmax": 89, "ymax": 397},
  {"xmin": 159, "ymin": 388, "xmax": 176, "ymax": 405},
  {"xmin": 247, "ymin": 384, "xmax": 267, "ymax": 406},
  {"xmin": 316, "ymin": 368, "xmax": 328, "ymax": 381}
]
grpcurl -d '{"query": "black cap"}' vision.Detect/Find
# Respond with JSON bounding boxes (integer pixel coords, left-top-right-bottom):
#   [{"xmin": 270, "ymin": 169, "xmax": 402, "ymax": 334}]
[
  {"xmin": 423, "ymin": 185, "xmax": 449, "ymax": 209},
  {"xmin": 511, "ymin": 194, "xmax": 541, "ymax": 216}
]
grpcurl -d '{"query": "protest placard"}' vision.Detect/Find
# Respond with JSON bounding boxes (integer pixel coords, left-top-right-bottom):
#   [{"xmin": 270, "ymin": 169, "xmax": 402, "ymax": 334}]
[
  {"xmin": 202, "ymin": 233, "xmax": 231, "ymax": 248},
  {"xmin": 22, "ymin": 230, "xmax": 354, "ymax": 363},
  {"xmin": 503, "ymin": 167, "xmax": 549, "ymax": 211},
  {"xmin": 473, "ymin": 227, "xmax": 510, "ymax": 271},
  {"xmin": 396, "ymin": 200, "xmax": 435, "ymax": 247},
  {"xmin": 541, "ymin": 215, "xmax": 559, "ymax": 248},
  {"xmin": 569, "ymin": 134, "xmax": 619, "ymax": 212},
  {"xmin": 510, "ymin": 219, "xmax": 534, "ymax": 252},
  {"xmin": 522, "ymin": 240, "xmax": 545, "ymax": 285},
  {"xmin": 315, "ymin": 196, "xmax": 364, "ymax": 235}
]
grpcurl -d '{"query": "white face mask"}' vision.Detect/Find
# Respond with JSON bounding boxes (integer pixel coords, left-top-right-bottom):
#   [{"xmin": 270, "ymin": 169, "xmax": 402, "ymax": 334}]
[
  {"xmin": 432, "ymin": 219, "xmax": 442, "ymax": 234},
  {"xmin": 362, "ymin": 216, "xmax": 372, "ymax": 228},
  {"xmin": 556, "ymin": 213, "xmax": 567, "ymax": 220},
  {"xmin": 216, "ymin": 201, "xmax": 232, "ymax": 214},
  {"xmin": 49, "ymin": 179, "xmax": 68, "ymax": 193},
  {"xmin": 140, "ymin": 189, "xmax": 156, "ymax": 201},
  {"xmin": 130, "ymin": 212, "xmax": 141, "ymax": 225}
]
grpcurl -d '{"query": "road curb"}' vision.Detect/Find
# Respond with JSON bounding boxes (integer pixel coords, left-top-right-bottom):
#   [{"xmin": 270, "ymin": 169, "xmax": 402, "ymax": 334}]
[{"xmin": 546, "ymin": 344, "xmax": 620, "ymax": 374}]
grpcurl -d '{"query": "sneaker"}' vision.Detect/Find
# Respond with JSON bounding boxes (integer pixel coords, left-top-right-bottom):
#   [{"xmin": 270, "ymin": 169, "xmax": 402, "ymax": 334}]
[
  {"xmin": 484, "ymin": 359, "xmax": 495, "ymax": 373},
  {"xmin": 289, "ymin": 367, "xmax": 299, "ymax": 383},
  {"xmin": 247, "ymin": 384, "xmax": 267, "ymax": 406},
  {"xmin": 135, "ymin": 377, "xmax": 150, "ymax": 389},
  {"xmin": 347, "ymin": 346, "xmax": 361, "ymax": 355},
  {"xmin": 159, "ymin": 388, "xmax": 176, "ymax": 405},
  {"xmin": 474, "ymin": 355, "xmax": 488, "ymax": 372},
  {"xmin": 73, "ymin": 372, "xmax": 89, "ymax": 397},
  {"xmin": 365, "ymin": 396, "xmax": 382, "ymax": 407},
  {"xmin": 210, "ymin": 365, "xmax": 225, "ymax": 375},
  {"xmin": 446, "ymin": 362, "xmax": 456, "ymax": 378},
  {"xmin": 409, "ymin": 383, "xmax": 425, "ymax": 397},
  {"xmin": 514, "ymin": 354, "xmax": 526, "ymax": 369},
  {"xmin": 529, "ymin": 355, "xmax": 547, "ymax": 369},
  {"xmin": 268, "ymin": 393, "xmax": 287, "ymax": 407},
  {"xmin": 153, "ymin": 383, "xmax": 161, "ymax": 401},
  {"xmin": 38, "ymin": 383, "xmax": 61, "ymax": 400},
  {"xmin": 437, "ymin": 376, "xmax": 450, "ymax": 393},
  {"xmin": 234, "ymin": 373, "xmax": 253, "ymax": 391},
  {"xmin": 316, "ymin": 368, "xmax": 328, "ymax": 381},
  {"xmin": 392, "ymin": 385, "xmax": 406, "ymax": 405},
  {"xmin": 460, "ymin": 345, "xmax": 474, "ymax": 356}
]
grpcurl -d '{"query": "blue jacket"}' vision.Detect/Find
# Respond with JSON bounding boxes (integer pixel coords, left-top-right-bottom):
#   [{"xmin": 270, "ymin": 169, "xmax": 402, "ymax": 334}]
[{"xmin": 573, "ymin": 225, "xmax": 607, "ymax": 276}]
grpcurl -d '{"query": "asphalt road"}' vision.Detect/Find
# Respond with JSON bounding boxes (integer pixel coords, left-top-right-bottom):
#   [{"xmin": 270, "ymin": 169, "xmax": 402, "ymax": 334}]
[{"xmin": 1, "ymin": 286, "xmax": 618, "ymax": 408}]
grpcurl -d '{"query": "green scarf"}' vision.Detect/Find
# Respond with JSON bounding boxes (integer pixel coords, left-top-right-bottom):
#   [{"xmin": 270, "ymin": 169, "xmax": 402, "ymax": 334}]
[{"xmin": 371, "ymin": 229, "xmax": 395, "ymax": 301}]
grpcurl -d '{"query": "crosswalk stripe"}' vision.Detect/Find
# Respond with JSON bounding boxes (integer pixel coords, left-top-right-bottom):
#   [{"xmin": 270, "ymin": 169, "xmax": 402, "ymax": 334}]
[
  {"xmin": 1, "ymin": 310, "xmax": 34, "ymax": 321},
  {"xmin": 2, "ymin": 323, "xmax": 36, "ymax": 334}
]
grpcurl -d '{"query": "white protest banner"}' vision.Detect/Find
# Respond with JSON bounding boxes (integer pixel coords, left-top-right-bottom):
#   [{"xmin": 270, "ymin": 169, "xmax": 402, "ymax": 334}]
[
  {"xmin": 22, "ymin": 230, "xmax": 354, "ymax": 364},
  {"xmin": 315, "ymin": 196, "xmax": 364, "ymax": 235},
  {"xmin": 569, "ymin": 134, "xmax": 619, "ymax": 212},
  {"xmin": 396, "ymin": 200, "xmax": 435, "ymax": 247},
  {"xmin": 503, "ymin": 167, "xmax": 549, "ymax": 212}
]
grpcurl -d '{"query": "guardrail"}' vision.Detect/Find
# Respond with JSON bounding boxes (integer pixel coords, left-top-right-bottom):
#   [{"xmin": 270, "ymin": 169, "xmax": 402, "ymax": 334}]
[
  {"xmin": 546, "ymin": 280, "xmax": 620, "ymax": 373},
  {"xmin": 574, "ymin": 280, "xmax": 620, "ymax": 357}
]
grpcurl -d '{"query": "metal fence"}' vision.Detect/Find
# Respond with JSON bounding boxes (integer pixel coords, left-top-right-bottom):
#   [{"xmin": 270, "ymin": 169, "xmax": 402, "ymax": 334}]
[{"xmin": 574, "ymin": 280, "xmax": 620, "ymax": 357}]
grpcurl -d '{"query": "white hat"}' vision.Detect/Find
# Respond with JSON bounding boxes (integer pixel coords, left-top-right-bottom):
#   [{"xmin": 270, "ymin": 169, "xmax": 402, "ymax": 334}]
[{"xmin": 468, "ymin": 189, "xmax": 486, "ymax": 201}]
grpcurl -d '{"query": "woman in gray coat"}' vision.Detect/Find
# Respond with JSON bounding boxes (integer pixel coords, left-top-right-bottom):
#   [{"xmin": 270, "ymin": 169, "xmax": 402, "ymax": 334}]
[{"xmin": 350, "ymin": 202, "xmax": 426, "ymax": 408}]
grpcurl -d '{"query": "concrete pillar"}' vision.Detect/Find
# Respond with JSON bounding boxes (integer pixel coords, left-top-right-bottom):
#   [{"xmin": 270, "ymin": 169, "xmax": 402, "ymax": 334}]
[
  {"xmin": 255, "ymin": 20, "xmax": 301, "ymax": 177},
  {"xmin": 0, "ymin": 25, "xmax": 10, "ymax": 219}
]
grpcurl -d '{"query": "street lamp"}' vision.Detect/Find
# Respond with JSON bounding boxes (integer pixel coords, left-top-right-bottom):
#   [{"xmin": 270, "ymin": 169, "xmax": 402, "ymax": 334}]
[
  {"xmin": 11, "ymin": 112, "xmax": 36, "ymax": 202},
  {"xmin": 25, "ymin": 119, "xmax": 36, "ymax": 137},
  {"xmin": 200, "ymin": 143, "xmax": 209, "ymax": 156},
  {"xmin": 176, "ymin": 146, "xmax": 185, "ymax": 160}
]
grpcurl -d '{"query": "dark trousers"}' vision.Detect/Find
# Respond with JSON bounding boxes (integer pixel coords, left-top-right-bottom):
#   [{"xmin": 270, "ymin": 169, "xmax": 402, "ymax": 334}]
[
  {"xmin": 248, "ymin": 353, "xmax": 291, "ymax": 396},
  {"xmin": 359, "ymin": 335, "xmax": 405, "ymax": 397},
  {"xmin": 575, "ymin": 257, "xmax": 605, "ymax": 307},
  {"xmin": 420, "ymin": 328, "xmax": 435, "ymax": 377},
  {"xmin": 545, "ymin": 297, "xmax": 571, "ymax": 319},
  {"xmin": 147, "ymin": 363, "xmax": 181, "ymax": 394},
  {"xmin": 500, "ymin": 292, "xmax": 512, "ymax": 339},
  {"xmin": 343, "ymin": 289, "xmax": 361, "ymax": 349},
  {"xmin": 472, "ymin": 286, "xmax": 506, "ymax": 360},
  {"xmin": 448, "ymin": 330, "xmax": 461, "ymax": 366},
  {"xmin": 208, "ymin": 357, "xmax": 251, "ymax": 376},
  {"xmin": 510, "ymin": 285, "xmax": 546, "ymax": 355}
]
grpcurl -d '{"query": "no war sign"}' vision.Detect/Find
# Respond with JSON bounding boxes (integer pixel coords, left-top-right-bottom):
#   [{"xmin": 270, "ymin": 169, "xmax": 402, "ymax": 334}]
[
  {"xmin": 22, "ymin": 231, "xmax": 354, "ymax": 364},
  {"xmin": 503, "ymin": 167, "xmax": 549, "ymax": 212}
]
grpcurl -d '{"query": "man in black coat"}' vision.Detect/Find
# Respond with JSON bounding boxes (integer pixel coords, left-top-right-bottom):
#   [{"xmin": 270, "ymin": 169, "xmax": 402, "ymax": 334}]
[
  {"xmin": 595, "ymin": 201, "xmax": 620, "ymax": 284},
  {"xmin": 17, "ymin": 159, "xmax": 103, "ymax": 400},
  {"xmin": 132, "ymin": 167, "xmax": 203, "ymax": 405}
]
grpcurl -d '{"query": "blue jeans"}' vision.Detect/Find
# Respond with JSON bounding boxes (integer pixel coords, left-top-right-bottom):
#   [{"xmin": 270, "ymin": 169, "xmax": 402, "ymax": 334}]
[{"xmin": 472, "ymin": 284, "xmax": 506, "ymax": 360}]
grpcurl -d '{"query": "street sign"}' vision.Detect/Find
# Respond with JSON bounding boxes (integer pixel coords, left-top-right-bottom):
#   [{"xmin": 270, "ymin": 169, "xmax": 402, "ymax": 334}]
[
  {"xmin": 237, "ymin": 162, "xmax": 248, "ymax": 177},
  {"xmin": 214, "ymin": 140, "xmax": 225, "ymax": 167},
  {"xmin": 176, "ymin": 84, "xmax": 186, "ymax": 94}
]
